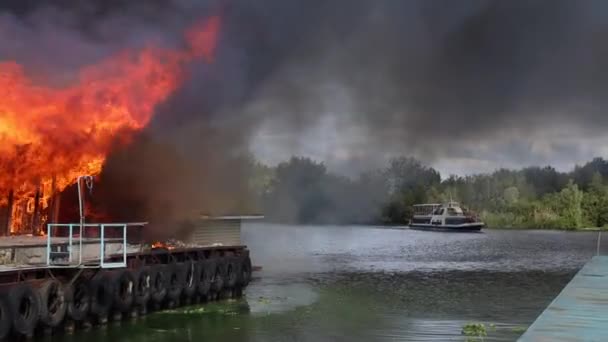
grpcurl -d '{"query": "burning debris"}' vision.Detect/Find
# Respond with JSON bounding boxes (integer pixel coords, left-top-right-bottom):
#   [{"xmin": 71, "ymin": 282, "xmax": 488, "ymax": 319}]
[
  {"xmin": 0, "ymin": 15, "xmax": 221, "ymax": 235},
  {"xmin": 151, "ymin": 239, "xmax": 187, "ymax": 251}
]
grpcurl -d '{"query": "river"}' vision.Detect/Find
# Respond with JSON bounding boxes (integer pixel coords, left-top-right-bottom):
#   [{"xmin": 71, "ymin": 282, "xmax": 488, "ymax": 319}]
[{"xmin": 53, "ymin": 224, "xmax": 606, "ymax": 342}]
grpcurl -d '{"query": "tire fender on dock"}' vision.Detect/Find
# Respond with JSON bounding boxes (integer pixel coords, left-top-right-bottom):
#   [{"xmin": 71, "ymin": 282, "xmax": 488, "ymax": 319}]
[
  {"xmin": 150, "ymin": 265, "xmax": 168, "ymax": 304},
  {"xmin": 38, "ymin": 279, "xmax": 67, "ymax": 328},
  {"xmin": 135, "ymin": 267, "xmax": 152, "ymax": 307},
  {"xmin": 66, "ymin": 279, "xmax": 90, "ymax": 321},
  {"xmin": 182, "ymin": 259, "xmax": 199, "ymax": 299},
  {"xmin": 166, "ymin": 263, "xmax": 185, "ymax": 302},
  {"xmin": 112, "ymin": 269, "xmax": 136, "ymax": 313},
  {"xmin": 89, "ymin": 272, "xmax": 115, "ymax": 320},
  {"xmin": 225, "ymin": 257, "xmax": 239, "ymax": 289},
  {"xmin": 197, "ymin": 260, "xmax": 213, "ymax": 297},
  {"xmin": 8, "ymin": 282, "xmax": 40, "ymax": 337},
  {"xmin": 211, "ymin": 258, "xmax": 226, "ymax": 293},
  {"xmin": 0, "ymin": 293, "xmax": 11, "ymax": 340},
  {"xmin": 239, "ymin": 255, "xmax": 252, "ymax": 287}
]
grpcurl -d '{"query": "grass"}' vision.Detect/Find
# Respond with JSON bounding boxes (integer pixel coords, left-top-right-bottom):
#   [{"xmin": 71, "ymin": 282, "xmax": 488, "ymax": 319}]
[{"xmin": 461, "ymin": 323, "xmax": 487, "ymax": 341}]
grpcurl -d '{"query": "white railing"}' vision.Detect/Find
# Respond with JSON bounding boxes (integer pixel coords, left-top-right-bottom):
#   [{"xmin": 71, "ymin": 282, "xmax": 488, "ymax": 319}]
[{"xmin": 46, "ymin": 222, "xmax": 146, "ymax": 269}]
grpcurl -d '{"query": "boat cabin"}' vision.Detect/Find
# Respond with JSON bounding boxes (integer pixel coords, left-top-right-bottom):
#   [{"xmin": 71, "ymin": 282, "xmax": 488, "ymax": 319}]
[
  {"xmin": 410, "ymin": 201, "xmax": 483, "ymax": 231},
  {"xmin": 413, "ymin": 202, "xmax": 465, "ymax": 216},
  {"xmin": 412, "ymin": 204, "xmax": 442, "ymax": 216}
]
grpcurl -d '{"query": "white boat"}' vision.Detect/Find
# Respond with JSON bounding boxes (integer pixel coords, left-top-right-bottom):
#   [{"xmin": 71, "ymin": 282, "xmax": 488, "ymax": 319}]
[{"xmin": 409, "ymin": 202, "xmax": 484, "ymax": 232}]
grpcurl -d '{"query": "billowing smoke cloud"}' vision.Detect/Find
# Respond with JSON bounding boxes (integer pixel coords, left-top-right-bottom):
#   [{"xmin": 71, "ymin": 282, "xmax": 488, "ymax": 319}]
[
  {"xmin": 235, "ymin": 1, "xmax": 608, "ymax": 174},
  {"xmin": 2, "ymin": 1, "xmax": 608, "ymax": 232}
]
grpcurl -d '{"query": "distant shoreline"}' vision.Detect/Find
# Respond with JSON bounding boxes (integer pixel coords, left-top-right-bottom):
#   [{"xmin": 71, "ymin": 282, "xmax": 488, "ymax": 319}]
[
  {"xmin": 249, "ymin": 221, "xmax": 607, "ymax": 231},
  {"xmin": 484, "ymin": 226, "xmax": 607, "ymax": 231}
]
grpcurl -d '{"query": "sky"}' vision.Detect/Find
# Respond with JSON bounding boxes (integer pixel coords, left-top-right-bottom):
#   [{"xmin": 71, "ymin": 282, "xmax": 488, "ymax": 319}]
[
  {"xmin": 239, "ymin": 0, "xmax": 608, "ymax": 177},
  {"xmin": 3, "ymin": 0, "xmax": 608, "ymax": 178}
]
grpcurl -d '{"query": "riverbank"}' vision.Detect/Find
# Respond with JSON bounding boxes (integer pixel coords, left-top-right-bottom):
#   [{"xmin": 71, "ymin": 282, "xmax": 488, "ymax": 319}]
[
  {"xmin": 483, "ymin": 225, "xmax": 608, "ymax": 231},
  {"xmin": 260, "ymin": 219, "xmax": 607, "ymax": 231}
]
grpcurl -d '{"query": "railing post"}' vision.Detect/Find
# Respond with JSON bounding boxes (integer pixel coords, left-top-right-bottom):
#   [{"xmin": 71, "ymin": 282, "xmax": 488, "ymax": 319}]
[
  {"xmin": 100, "ymin": 224, "xmax": 105, "ymax": 268},
  {"xmin": 79, "ymin": 224, "xmax": 83, "ymax": 266},
  {"xmin": 123, "ymin": 224, "xmax": 127, "ymax": 267},
  {"xmin": 46, "ymin": 224, "xmax": 51, "ymax": 266},
  {"xmin": 68, "ymin": 224, "xmax": 73, "ymax": 263}
]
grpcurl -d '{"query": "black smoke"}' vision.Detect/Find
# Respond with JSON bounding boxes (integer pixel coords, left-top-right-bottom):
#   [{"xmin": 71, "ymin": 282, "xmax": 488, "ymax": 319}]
[{"xmin": 2, "ymin": 1, "xmax": 608, "ymax": 229}]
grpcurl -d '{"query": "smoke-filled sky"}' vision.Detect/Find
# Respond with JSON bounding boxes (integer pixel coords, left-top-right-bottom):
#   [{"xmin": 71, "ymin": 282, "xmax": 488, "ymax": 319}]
[
  {"xmin": 240, "ymin": 0, "xmax": 608, "ymax": 176},
  {"xmin": 2, "ymin": 0, "xmax": 608, "ymax": 178}
]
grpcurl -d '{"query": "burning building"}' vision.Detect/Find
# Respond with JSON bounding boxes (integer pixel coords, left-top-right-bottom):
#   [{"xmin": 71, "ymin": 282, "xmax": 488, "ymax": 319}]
[{"xmin": 0, "ymin": 15, "xmax": 221, "ymax": 236}]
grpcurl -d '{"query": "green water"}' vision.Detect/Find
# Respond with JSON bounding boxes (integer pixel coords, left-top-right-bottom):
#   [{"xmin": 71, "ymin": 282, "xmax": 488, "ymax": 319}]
[{"xmin": 51, "ymin": 224, "xmax": 604, "ymax": 341}]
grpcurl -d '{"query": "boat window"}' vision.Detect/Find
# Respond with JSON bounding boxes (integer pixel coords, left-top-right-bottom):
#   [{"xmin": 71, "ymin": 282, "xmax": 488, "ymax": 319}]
[
  {"xmin": 434, "ymin": 208, "xmax": 444, "ymax": 215},
  {"xmin": 447, "ymin": 207, "xmax": 463, "ymax": 216}
]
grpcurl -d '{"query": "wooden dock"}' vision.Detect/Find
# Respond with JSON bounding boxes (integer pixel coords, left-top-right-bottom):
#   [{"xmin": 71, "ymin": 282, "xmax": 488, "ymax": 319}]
[{"xmin": 519, "ymin": 256, "xmax": 608, "ymax": 341}]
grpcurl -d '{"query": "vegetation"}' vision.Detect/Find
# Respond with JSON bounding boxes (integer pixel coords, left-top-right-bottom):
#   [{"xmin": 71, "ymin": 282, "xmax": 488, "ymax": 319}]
[
  {"xmin": 511, "ymin": 326, "xmax": 527, "ymax": 334},
  {"xmin": 461, "ymin": 322, "xmax": 487, "ymax": 341},
  {"xmin": 247, "ymin": 156, "xmax": 608, "ymax": 229}
]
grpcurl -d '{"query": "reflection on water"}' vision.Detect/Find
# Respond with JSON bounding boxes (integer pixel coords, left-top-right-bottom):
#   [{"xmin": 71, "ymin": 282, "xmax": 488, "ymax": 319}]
[{"xmin": 52, "ymin": 224, "xmax": 603, "ymax": 342}]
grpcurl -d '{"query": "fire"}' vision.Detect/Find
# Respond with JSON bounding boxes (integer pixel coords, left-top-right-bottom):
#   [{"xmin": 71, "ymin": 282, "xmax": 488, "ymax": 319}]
[
  {"xmin": 151, "ymin": 241, "xmax": 175, "ymax": 250},
  {"xmin": 0, "ymin": 16, "xmax": 221, "ymax": 234}
]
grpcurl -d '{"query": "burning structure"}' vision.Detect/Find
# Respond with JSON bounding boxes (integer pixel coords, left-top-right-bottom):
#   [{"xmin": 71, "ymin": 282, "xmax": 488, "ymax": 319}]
[{"xmin": 0, "ymin": 15, "xmax": 221, "ymax": 236}]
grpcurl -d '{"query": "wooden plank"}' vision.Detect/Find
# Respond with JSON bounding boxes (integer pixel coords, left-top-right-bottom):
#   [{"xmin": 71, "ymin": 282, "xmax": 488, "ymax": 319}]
[{"xmin": 520, "ymin": 256, "xmax": 608, "ymax": 341}]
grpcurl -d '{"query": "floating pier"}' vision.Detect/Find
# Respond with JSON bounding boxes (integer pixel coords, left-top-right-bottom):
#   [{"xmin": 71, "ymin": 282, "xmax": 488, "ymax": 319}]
[
  {"xmin": 0, "ymin": 215, "xmax": 259, "ymax": 340},
  {"xmin": 519, "ymin": 256, "xmax": 608, "ymax": 341}
]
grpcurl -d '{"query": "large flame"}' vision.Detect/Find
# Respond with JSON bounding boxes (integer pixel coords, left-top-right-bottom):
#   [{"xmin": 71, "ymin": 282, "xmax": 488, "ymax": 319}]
[{"xmin": 0, "ymin": 16, "xmax": 221, "ymax": 233}]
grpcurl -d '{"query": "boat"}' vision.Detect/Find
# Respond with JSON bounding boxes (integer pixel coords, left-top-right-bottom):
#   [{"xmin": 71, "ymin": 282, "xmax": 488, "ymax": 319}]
[{"xmin": 409, "ymin": 202, "xmax": 484, "ymax": 232}]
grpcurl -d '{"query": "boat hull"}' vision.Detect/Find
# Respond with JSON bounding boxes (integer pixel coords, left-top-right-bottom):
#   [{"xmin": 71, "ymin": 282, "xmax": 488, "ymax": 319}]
[{"xmin": 408, "ymin": 223, "xmax": 484, "ymax": 232}]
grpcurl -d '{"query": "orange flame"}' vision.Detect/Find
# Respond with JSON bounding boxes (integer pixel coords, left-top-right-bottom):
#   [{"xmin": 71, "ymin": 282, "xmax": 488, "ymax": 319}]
[
  {"xmin": 152, "ymin": 241, "xmax": 175, "ymax": 250},
  {"xmin": 0, "ymin": 16, "xmax": 221, "ymax": 233}
]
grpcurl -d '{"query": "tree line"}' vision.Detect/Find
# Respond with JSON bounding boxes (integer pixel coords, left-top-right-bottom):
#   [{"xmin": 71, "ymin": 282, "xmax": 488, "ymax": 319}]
[{"xmin": 247, "ymin": 156, "xmax": 608, "ymax": 229}]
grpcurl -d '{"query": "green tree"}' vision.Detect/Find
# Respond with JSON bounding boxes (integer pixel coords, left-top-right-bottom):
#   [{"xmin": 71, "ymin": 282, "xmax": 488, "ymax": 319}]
[
  {"xmin": 582, "ymin": 172, "xmax": 608, "ymax": 227},
  {"xmin": 503, "ymin": 186, "xmax": 520, "ymax": 205},
  {"xmin": 544, "ymin": 181, "xmax": 584, "ymax": 229}
]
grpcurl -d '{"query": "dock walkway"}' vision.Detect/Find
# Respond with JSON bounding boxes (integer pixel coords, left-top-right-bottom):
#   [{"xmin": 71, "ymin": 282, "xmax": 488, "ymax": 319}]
[{"xmin": 519, "ymin": 256, "xmax": 608, "ymax": 341}]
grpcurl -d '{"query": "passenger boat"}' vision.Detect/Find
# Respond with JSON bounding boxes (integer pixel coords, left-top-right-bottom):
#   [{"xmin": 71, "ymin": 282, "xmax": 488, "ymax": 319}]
[{"xmin": 409, "ymin": 202, "xmax": 484, "ymax": 232}]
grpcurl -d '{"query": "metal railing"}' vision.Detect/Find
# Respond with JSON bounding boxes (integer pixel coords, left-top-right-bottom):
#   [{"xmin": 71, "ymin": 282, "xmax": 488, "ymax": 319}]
[{"xmin": 46, "ymin": 222, "xmax": 146, "ymax": 269}]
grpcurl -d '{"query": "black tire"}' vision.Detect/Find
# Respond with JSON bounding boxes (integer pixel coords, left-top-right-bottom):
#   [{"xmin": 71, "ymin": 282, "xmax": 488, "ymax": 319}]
[
  {"xmin": 0, "ymin": 293, "xmax": 11, "ymax": 340},
  {"xmin": 233, "ymin": 286, "xmax": 244, "ymax": 298},
  {"xmin": 112, "ymin": 269, "xmax": 136, "ymax": 313},
  {"xmin": 66, "ymin": 279, "xmax": 90, "ymax": 321},
  {"xmin": 38, "ymin": 279, "xmax": 67, "ymax": 328},
  {"xmin": 224, "ymin": 257, "xmax": 238, "ymax": 289},
  {"xmin": 166, "ymin": 263, "xmax": 185, "ymax": 302},
  {"xmin": 238, "ymin": 255, "xmax": 252, "ymax": 287},
  {"xmin": 89, "ymin": 272, "xmax": 115, "ymax": 320},
  {"xmin": 182, "ymin": 260, "xmax": 198, "ymax": 299},
  {"xmin": 211, "ymin": 258, "xmax": 226, "ymax": 293},
  {"xmin": 197, "ymin": 260, "xmax": 213, "ymax": 297},
  {"xmin": 150, "ymin": 265, "xmax": 167, "ymax": 304},
  {"xmin": 135, "ymin": 267, "xmax": 152, "ymax": 307},
  {"xmin": 8, "ymin": 283, "xmax": 40, "ymax": 337}
]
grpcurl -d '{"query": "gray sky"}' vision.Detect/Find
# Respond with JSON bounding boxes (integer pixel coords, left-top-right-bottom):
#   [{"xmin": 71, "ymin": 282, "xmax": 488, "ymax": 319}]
[
  {"xmin": 3, "ymin": 0, "xmax": 608, "ymax": 178},
  {"xmin": 251, "ymin": 117, "xmax": 608, "ymax": 177},
  {"xmin": 237, "ymin": 0, "xmax": 608, "ymax": 177}
]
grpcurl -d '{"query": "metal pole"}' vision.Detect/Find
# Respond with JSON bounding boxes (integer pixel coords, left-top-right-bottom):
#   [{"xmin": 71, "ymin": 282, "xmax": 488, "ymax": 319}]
[
  {"xmin": 100, "ymin": 224, "xmax": 105, "ymax": 268},
  {"xmin": 597, "ymin": 231, "xmax": 602, "ymax": 256},
  {"xmin": 78, "ymin": 177, "xmax": 83, "ymax": 265},
  {"xmin": 123, "ymin": 224, "xmax": 127, "ymax": 267},
  {"xmin": 77, "ymin": 175, "xmax": 92, "ymax": 266},
  {"xmin": 69, "ymin": 224, "xmax": 73, "ymax": 264},
  {"xmin": 46, "ymin": 224, "xmax": 51, "ymax": 266}
]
